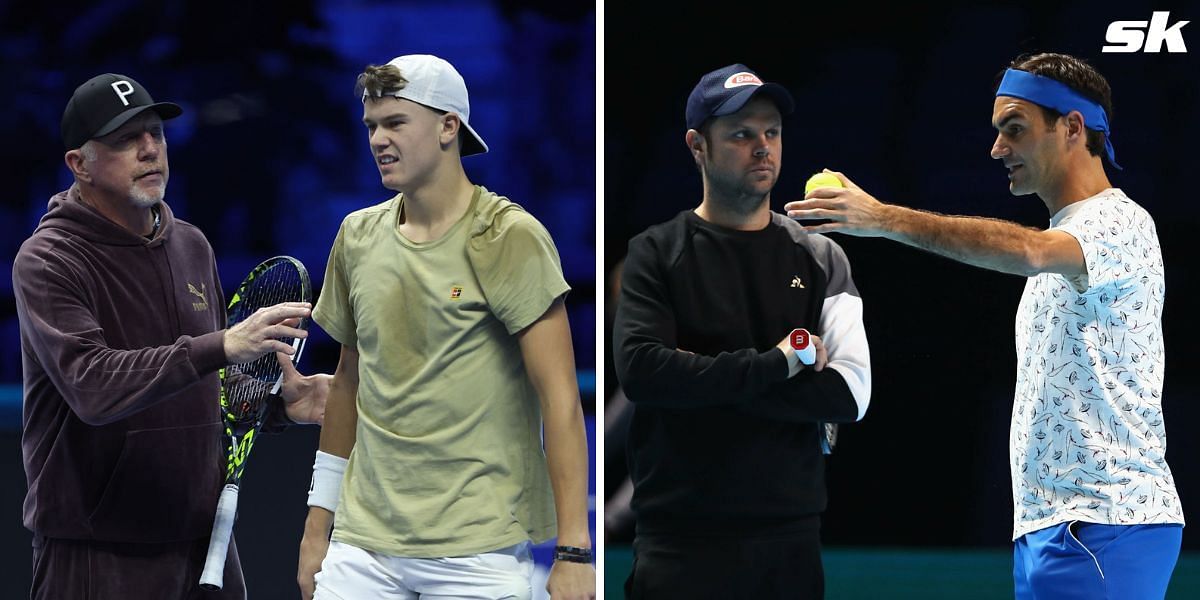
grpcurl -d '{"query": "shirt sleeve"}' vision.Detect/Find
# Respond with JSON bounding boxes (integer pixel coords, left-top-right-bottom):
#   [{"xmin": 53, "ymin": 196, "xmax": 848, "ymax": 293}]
[
  {"xmin": 312, "ymin": 220, "xmax": 358, "ymax": 347},
  {"xmin": 611, "ymin": 233, "xmax": 790, "ymax": 408},
  {"xmin": 1054, "ymin": 199, "xmax": 1145, "ymax": 294},
  {"xmin": 468, "ymin": 208, "xmax": 571, "ymax": 334}
]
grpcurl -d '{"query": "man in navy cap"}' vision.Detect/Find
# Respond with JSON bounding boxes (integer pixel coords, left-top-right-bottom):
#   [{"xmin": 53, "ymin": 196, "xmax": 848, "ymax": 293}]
[
  {"xmin": 786, "ymin": 52, "xmax": 1185, "ymax": 599},
  {"xmin": 612, "ymin": 63, "xmax": 872, "ymax": 598},
  {"xmin": 13, "ymin": 73, "xmax": 327, "ymax": 599}
]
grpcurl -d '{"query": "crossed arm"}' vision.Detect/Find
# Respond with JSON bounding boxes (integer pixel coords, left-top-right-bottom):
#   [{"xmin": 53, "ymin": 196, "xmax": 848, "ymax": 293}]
[{"xmin": 612, "ymin": 236, "xmax": 869, "ymax": 424}]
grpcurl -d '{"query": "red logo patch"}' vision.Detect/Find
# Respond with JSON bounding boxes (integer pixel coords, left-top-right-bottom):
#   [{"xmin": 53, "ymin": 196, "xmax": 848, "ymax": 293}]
[
  {"xmin": 789, "ymin": 328, "xmax": 811, "ymax": 350},
  {"xmin": 724, "ymin": 72, "xmax": 763, "ymax": 88}
]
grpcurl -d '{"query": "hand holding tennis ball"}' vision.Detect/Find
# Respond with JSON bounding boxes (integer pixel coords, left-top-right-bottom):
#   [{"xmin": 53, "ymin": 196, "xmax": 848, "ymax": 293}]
[
  {"xmin": 786, "ymin": 170, "xmax": 891, "ymax": 237},
  {"xmin": 791, "ymin": 172, "xmax": 845, "ymax": 225},
  {"xmin": 804, "ymin": 172, "xmax": 845, "ymax": 195}
]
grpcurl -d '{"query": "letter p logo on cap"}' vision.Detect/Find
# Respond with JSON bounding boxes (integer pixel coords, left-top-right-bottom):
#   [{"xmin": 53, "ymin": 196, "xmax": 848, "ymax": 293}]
[{"xmin": 111, "ymin": 80, "xmax": 135, "ymax": 106}]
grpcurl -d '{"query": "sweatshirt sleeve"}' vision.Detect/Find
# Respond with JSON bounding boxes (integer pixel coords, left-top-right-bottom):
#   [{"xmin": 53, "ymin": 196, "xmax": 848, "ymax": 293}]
[
  {"xmin": 612, "ymin": 233, "xmax": 790, "ymax": 408},
  {"xmin": 740, "ymin": 238, "xmax": 872, "ymax": 423},
  {"xmin": 13, "ymin": 244, "xmax": 226, "ymax": 426}
]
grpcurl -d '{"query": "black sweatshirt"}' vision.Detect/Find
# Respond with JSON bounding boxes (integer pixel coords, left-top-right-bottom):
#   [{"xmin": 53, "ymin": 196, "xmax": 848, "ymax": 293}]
[{"xmin": 613, "ymin": 210, "xmax": 871, "ymax": 536}]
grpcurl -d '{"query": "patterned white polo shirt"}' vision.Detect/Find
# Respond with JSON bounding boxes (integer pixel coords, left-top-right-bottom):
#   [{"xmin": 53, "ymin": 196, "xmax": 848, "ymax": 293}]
[{"xmin": 1011, "ymin": 188, "xmax": 1184, "ymax": 540}]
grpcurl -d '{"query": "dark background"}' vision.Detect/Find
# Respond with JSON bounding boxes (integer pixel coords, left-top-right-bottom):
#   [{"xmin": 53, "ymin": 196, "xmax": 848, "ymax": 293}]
[
  {"xmin": 0, "ymin": 0, "xmax": 595, "ymax": 597},
  {"xmin": 604, "ymin": 0, "xmax": 1200, "ymax": 552}
]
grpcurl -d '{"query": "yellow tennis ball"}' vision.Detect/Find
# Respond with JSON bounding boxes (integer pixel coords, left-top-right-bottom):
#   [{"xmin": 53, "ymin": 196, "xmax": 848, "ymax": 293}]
[{"xmin": 804, "ymin": 172, "xmax": 844, "ymax": 195}]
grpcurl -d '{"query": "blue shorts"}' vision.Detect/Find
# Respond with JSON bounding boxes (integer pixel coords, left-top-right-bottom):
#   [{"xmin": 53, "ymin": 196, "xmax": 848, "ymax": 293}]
[{"xmin": 1014, "ymin": 521, "xmax": 1182, "ymax": 600}]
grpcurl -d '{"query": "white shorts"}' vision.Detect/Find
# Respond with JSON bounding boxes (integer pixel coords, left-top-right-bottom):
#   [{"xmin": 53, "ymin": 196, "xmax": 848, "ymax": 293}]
[{"xmin": 313, "ymin": 540, "xmax": 535, "ymax": 600}]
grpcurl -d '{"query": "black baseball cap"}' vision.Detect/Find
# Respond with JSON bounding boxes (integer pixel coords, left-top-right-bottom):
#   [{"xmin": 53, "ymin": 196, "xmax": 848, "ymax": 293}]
[
  {"xmin": 685, "ymin": 64, "xmax": 794, "ymax": 130},
  {"xmin": 61, "ymin": 73, "xmax": 182, "ymax": 150}
]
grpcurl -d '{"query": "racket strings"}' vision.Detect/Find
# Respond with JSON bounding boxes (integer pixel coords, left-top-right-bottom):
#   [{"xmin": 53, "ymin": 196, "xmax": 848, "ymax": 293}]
[{"xmin": 223, "ymin": 260, "xmax": 310, "ymax": 422}]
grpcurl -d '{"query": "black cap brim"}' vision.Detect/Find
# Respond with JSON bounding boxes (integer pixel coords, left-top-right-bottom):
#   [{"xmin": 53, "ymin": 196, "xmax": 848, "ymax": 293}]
[
  {"xmin": 90, "ymin": 102, "xmax": 183, "ymax": 140},
  {"xmin": 710, "ymin": 83, "xmax": 795, "ymax": 121}
]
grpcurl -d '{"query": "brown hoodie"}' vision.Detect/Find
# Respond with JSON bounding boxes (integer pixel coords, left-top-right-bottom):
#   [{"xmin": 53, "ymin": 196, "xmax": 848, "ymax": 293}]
[{"xmin": 14, "ymin": 185, "xmax": 236, "ymax": 542}]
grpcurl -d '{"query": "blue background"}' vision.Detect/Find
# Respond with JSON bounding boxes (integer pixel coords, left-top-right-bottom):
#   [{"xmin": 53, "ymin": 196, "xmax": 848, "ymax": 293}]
[{"xmin": 0, "ymin": 1, "xmax": 595, "ymax": 597}]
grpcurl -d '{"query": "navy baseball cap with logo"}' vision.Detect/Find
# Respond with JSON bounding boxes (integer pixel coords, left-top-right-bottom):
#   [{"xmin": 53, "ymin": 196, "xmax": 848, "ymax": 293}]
[
  {"xmin": 686, "ymin": 63, "xmax": 795, "ymax": 130},
  {"xmin": 61, "ymin": 73, "xmax": 182, "ymax": 150}
]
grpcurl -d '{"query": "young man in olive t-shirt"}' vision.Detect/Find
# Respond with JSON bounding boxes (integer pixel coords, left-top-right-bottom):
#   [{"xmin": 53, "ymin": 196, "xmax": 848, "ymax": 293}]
[{"xmin": 295, "ymin": 54, "xmax": 595, "ymax": 600}]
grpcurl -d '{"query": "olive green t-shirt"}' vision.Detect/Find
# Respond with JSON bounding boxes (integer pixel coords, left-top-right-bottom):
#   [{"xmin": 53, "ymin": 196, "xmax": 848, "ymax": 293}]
[{"xmin": 313, "ymin": 186, "xmax": 569, "ymax": 557}]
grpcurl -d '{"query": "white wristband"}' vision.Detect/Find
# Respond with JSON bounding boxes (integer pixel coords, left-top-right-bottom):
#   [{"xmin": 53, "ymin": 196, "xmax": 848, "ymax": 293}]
[{"xmin": 308, "ymin": 450, "xmax": 347, "ymax": 513}]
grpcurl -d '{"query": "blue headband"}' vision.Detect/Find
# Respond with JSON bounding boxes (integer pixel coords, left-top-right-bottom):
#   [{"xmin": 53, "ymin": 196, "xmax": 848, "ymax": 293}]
[{"xmin": 996, "ymin": 68, "xmax": 1120, "ymax": 170}]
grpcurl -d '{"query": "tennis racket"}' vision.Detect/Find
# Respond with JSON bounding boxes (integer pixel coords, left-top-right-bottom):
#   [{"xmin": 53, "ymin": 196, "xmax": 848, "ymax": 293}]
[{"xmin": 199, "ymin": 256, "xmax": 311, "ymax": 590}]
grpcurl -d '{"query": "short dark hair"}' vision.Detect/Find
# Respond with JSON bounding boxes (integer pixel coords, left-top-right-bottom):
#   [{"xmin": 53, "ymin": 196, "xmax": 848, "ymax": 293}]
[
  {"xmin": 356, "ymin": 64, "xmax": 408, "ymax": 99},
  {"xmin": 356, "ymin": 63, "xmax": 458, "ymax": 149},
  {"xmin": 1003, "ymin": 53, "xmax": 1113, "ymax": 161}
]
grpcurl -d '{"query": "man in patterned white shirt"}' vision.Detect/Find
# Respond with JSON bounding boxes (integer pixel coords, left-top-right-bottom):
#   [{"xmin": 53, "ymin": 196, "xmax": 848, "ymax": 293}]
[{"xmin": 785, "ymin": 52, "xmax": 1184, "ymax": 599}]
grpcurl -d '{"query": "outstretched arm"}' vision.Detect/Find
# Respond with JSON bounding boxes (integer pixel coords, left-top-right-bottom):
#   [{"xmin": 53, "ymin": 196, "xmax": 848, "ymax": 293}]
[
  {"xmin": 13, "ymin": 248, "xmax": 311, "ymax": 426},
  {"xmin": 784, "ymin": 170, "xmax": 1086, "ymax": 278}
]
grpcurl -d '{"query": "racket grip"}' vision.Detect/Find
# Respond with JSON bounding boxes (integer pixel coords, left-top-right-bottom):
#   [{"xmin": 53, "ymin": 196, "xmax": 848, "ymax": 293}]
[{"xmin": 199, "ymin": 483, "xmax": 240, "ymax": 590}]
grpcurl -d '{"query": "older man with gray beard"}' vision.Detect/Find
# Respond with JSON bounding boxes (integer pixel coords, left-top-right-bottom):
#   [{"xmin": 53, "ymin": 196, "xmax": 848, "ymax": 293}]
[{"xmin": 13, "ymin": 73, "xmax": 328, "ymax": 599}]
